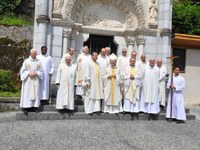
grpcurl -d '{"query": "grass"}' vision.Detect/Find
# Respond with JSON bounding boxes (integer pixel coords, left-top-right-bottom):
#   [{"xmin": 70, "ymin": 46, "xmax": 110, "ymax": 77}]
[
  {"xmin": 0, "ymin": 14, "xmax": 33, "ymax": 26},
  {"xmin": 0, "ymin": 91, "xmax": 21, "ymax": 97}
]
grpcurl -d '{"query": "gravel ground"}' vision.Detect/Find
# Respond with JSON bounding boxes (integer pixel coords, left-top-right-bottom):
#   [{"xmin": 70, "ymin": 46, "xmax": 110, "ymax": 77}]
[{"xmin": 0, "ymin": 119, "xmax": 200, "ymax": 150}]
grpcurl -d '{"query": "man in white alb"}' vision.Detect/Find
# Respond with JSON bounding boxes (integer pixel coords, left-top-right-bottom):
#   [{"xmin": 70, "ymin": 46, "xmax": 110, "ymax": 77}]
[
  {"xmin": 60, "ymin": 47, "xmax": 76, "ymax": 64},
  {"xmin": 20, "ymin": 49, "xmax": 43, "ymax": 114}
]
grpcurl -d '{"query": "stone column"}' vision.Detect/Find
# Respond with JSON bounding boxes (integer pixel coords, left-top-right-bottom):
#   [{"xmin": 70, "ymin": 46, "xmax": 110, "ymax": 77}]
[
  {"xmin": 136, "ymin": 36, "xmax": 146, "ymax": 58},
  {"xmin": 126, "ymin": 37, "xmax": 135, "ymax": 56},
  {"xmin": 36, "ymin": 0, "xmax": 50, "ymax": 47},
  {"xmin": 62, "ymin": 29, "xmax": 71, "ymax": 56},
  {"xmin": 70, "ymin": 31, "xmax": 77, "ymax": 49},
  {"xmin": 160, "ymin": 28, "xmax": 171, "ymax": 72}
]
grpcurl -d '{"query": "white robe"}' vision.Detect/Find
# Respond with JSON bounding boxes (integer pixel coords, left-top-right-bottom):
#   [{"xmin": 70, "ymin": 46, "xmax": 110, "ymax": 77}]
[
  {"xmin": 37, "ymin": 54, "xmax": 54, "ymax": 100},
  {"xmin": 20, "ymin": 57, "xmax": 43, "ymax": 108},
  {"xmin": 103, "ymin": 66, "xmax": 122, "ymax": 113},
  {"xmin": 55, "ymin": 63, "xmax": 76, "ymax": 110},
  {"xmin": 60, "ymin": 52, "xmax": 76, "ymax": 64},
  {"xmin": 123, "ymin": 65, "xmax": 142, "ymax": 113},
  {"xmin": 97, "ymin": 54, "xmax": 110, "ymax": 76},
  {"xmin": 158, "ymin": 65, "xmax": 167, "ymax": 106},
  {"xmin": 140, "ymin": 65, "xmax": 160, "ymax": 114},
  {"xmin": 83, "ymin": 60, "xmax": 104, "ymax": 114},
  {"xmin": 75, "ymin": 53, "xmax": 91, "ymax": 95},
  {"xmin": 166, "ymin": 75, "xmax": 186, "ymax": 120},
  {"xmin": 117, "ymin": 55, "xmax": 130, "ymax": 98}
]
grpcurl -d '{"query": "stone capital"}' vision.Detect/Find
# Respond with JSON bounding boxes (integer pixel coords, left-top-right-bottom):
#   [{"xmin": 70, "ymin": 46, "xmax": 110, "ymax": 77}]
[
  {"xmin": 126, "ymin": 36, "xmax": 135, "ymax": 45},
  {"xmin": 160, "ymin": 28, "xmax": 171, "ymax": 36},
  {"xmin": 136, "ymin": 36, "xmax": 146, "ymax": 45},
  {"xmin": 70, "ymin": 30, "xmax": 79, "ymax": 40},
  {"xmin": 36, "ymin": 15, "xmax": 50, "ymax": 24},
  {"xmin": 63, "ymin": 29, "xmax": 72, "ymax": 37}
]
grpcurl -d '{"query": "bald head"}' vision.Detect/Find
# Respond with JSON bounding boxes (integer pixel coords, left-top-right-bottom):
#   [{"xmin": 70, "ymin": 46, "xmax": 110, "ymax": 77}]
[
  {"xmin": 130, "ymin": 57, "xmax": 136, "ymax": 66},
  {"xmin": 30, "ymin": 49, "xmax": 37, "ymax": 59},
  {"xmin": 156, "ymin": 58, "xmax": 162, "ymax": 68},
  {"xmin": 101, "ymin": 48, "xmax": 107, "ymax": 56},
  {"xmin": 69, "ymin": 48, "xmax": 75, "ymax": 56},
  {"xmin": 122, "ymin": 48, "xmax": 127, "ymax": 56},
  {"xmin": 140, "ymin": 54, "xmax": 146, "ymax": 62},
  {"xmin": 105, "ymin": 47, "xmax": 111, "ymax": 56},
  {"xmin": 131, "ymin": 51, "xmax": 137, "ymax": 58}
]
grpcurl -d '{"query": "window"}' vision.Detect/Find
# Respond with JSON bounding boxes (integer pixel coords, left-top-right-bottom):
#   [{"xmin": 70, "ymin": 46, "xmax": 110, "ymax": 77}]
[{"xmin": 173, "ymin": 48, "xmax": 186, "ymax": 72}]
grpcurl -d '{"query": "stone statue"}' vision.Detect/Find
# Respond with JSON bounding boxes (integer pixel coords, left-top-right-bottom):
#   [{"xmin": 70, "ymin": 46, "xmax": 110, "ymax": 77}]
[
  {"xmin": 53, "ymin": 0, "xmax": 64, "ymax": 12},
  {"xmin": 149, "ymin": 0, "xmax": 157, "ymax": 23}
]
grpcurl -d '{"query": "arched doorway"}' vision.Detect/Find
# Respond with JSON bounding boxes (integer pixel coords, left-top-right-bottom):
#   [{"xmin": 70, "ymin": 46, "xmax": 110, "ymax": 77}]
[{"xmin": 84, "ymin": 34, "xmax": 118, "ymax": 54}]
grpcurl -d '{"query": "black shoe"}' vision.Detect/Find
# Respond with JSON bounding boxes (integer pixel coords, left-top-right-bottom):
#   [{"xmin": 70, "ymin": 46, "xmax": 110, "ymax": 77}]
[
  {"xmin": 176, "ymin": 120, "xmax": 186, "ymax": 124},
  {"xmin": 23, "ymin": 109, "xmax": 28, "ymax": 115},
  {"xmin": 34, "ymin": 108, "xmax": 39, "ymax": 113}
]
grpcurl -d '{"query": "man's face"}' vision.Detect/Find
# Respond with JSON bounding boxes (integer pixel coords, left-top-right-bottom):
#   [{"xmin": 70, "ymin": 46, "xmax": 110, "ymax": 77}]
[
  {"xmin": 30, "ymin": 51, "xmax": 37, "ymax": 59},
  {"xmin": 174, "ymin": 67, "xmax": 180, "ymax": 75},
  {"xmin": 69, "ymin": 48, "xmax": 75, "ymax": 56},
  {"xmin": 110, "ymin": 60, "xmax": 116, "ymax": 66},
  {"xmin": 101, "ymin": 48, "xmax": 107, "ymax": 56},
  {"xmin": 131, "ymin": 52, "xmax": 137, "ymax": 58},
  {"xmin": 92, "ymin": 53, "xmax": 98, "ymax": 61},
  {"xmin": 140, "ymin": 55, "xmax": 146, "ymax": 62},
  {"xmin": 122, "ymin": 49, "xmax": 127, "ymax": 56},
  {"xmin": 65, "ymin": 58, "xmax": 71, "ymax": 65},
  {"xmin": 106, "ymin": 49, "xmax": 111, "ymax": 56},
  {"xmin": 83, "ymin": 47, "xmax": 89, "ymax": 54},
  {"xmin": 157, "ymin": 60, "xmax": 162, "ymax": 67},
  {"xmin": 130, "ymin": 58, "xmax": 136, "ymax": 66},
  {"xmin": 149, "ymin": 59, "xmax": 155, "ymax": 67},
  {"xmin": 41, "ymin": 47, "xmax": 47, "ymax": 55}
]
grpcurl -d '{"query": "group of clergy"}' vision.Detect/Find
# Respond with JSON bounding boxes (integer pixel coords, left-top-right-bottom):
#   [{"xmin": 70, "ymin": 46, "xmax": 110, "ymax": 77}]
[{"xmin": 20, "ymin": 46, "xmax": 186, "ymax": 123}]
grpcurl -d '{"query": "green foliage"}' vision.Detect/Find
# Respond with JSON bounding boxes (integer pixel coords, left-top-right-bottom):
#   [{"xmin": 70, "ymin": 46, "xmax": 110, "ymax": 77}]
[
  {"xmin": 0, "ymin": 70, "xmax": 17, "ymax": 92},
  {"xmin": 0, "ymin": 14, "xmax": 32, "ymax": 26},
  {"xmin": 173, "ymin": 0, "xmax": 200, "ymax": 35},
  {"xmin": 0, "ymin": 91, "xmax": 20, "ymax": 97},
  {"xmin": 0, "ymin": 0, "xmax": 21, "ymax": 15}
]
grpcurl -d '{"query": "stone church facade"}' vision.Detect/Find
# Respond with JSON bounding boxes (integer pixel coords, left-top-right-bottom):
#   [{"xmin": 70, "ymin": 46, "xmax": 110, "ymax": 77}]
[{"xmin": 33, "ymin": 0, "xmax": 172, "ymax": 80}]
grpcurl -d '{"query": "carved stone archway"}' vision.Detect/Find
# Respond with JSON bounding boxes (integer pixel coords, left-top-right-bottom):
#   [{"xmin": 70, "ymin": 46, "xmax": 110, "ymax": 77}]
[{"xmin": 64, "ymin": 0, "xmax": 145, "ymax": 30}]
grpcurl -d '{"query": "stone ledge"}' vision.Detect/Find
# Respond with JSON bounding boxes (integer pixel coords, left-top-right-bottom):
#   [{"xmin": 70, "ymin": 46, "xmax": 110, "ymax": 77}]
[
  {"xmin": 0, "ymin": 97, "xmax": 20, "ymax": 103},
  {"xmin": 16, "ymin": 112, "xmax": 196, "ymax": 121}
]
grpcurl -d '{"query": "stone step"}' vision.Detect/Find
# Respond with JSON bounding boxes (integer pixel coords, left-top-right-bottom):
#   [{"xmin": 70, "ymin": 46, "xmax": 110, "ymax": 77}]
[
  {"xmin": 16, "ymin": 111, "xmax": 196, "ymax": 121},
  {"xmin": 49, "ymin": 98, "xmax": 84, "ymax": 105},
  {"xmin": 41, "ymin": 105, "xmax": 191, "ymax": 113}
]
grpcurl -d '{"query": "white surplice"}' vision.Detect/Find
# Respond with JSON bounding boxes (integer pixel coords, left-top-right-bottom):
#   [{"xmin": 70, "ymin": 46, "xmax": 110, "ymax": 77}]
[
  {"xmin": 55, "ymin": 63, "xmax": 77, "ymax": 110},
  {"xmin": 97, "ymin": 54, "xmax": 110, "ymax": 76},
  {"xmin": 20, "ymin": 57, "xmax": 43, "ymax": 108},
  {"xmin": 139, "ymin": 65, "xmax": 160, "ymax": 114},
  {"xmin": 166, "ymin": 75, "xmax": 186, "ymax": 120},
  {"xmin": 37, "ymin": 54, "xmax": 54, "ymax": 100},
  {"xmin": 83, "ymin": 60, "xmax": 104, "ymax": 114},
  {"xmin": 123, "ymin": 65, "xmax": 142, "ymax": 113},
  {"xmin": 158, "ymin": 65, "xmax": 167, "ymax": 106},
  {"xmin": 75, "ymin": 53, "xmax": 91, "ymax": 95},
  {"xmin": 103, "ymin": 66, "xmax": 123, "ymax": 113}
]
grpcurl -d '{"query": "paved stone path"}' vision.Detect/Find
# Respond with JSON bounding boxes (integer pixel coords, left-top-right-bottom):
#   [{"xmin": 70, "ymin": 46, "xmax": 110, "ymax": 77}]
[{"xmin": 0, "ymin": 107, "xmax": 200, "ymax": 150}]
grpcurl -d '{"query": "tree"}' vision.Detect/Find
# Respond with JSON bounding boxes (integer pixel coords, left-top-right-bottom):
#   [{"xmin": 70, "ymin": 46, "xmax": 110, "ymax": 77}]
[
  {"xmin": 0, "ymin": 0, "xmax": 21, "ymax": 15},
  {"xmin": 173, "ymin": 0, "xmax": 200, "ymax": 35}
]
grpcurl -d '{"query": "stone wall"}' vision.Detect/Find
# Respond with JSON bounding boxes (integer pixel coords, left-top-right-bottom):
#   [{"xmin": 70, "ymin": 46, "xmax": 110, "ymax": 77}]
[
  {"xmin": 0, "ymin": 97, "xmax": 20, "ymax": 112},
  {"xmin": 0, "ymin": 25, "xmax": 33, "ymax": 43}
]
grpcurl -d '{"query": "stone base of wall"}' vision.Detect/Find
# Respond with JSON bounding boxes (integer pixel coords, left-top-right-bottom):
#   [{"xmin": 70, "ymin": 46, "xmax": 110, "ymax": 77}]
[{"xmin": 0, "ymin": 97, "xmax": 20, "ymax": 112}]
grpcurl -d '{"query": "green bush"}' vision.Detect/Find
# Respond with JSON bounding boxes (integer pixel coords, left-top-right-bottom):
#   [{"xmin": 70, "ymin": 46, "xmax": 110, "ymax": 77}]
[
  {"xmin": 0, "ymin": 70, "xmax": 16, "ymax": 92},
  {"xmin": 0, "ymin": 14, "xmax": 32, "ymax": 26},
  {"xmin": 0, "ymin": 0, "xmax": 21, "ymax": 15}
]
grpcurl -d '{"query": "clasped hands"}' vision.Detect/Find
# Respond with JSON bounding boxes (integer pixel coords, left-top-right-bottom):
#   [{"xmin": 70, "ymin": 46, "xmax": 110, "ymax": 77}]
[
  {"xmin": 29, "ymin": 72, "xmax": 37, "ymax": 78},
  {"xmin": 130, "ymin": 75, "xmax": 135, "ymax": 80},
  {"xmin": 108, "ymin": 74, "xmax": 116, "ymax": 79}
]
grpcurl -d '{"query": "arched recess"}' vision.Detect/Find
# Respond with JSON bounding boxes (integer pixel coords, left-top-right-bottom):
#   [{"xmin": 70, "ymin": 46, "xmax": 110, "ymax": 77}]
[{"xmin": 64, "ymin": 0, "xmax": 145, "ymax": 30}]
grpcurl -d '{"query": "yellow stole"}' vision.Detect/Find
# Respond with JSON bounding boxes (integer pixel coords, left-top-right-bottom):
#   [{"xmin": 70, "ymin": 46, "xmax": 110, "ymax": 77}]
[
  {"xmin": 93, "ymin": 61, "xmax": 101, "ymax": 97},
  {"xmin": 130, "ymin": 66, "xmax": 134, "ymax": 99},
  {"xmin": 111, "ymin": 68, "xmax": 116, "ymax": 105}
]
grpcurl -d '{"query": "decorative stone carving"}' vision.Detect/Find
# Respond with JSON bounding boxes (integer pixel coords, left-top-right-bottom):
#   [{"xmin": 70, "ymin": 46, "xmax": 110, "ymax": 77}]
[
  {"xmin": 149, "ymin": 0, "xmax": 158, "ymax": 29},
  {"xmin": 70, "ymin": 30, "xmax": 79, "ymax": 40},
  {"xmin": 53, "ymin": 0, "xmax": 64, "ymax": 12},
  {"xmin": 136, "ymin": 36, "xmax": 146, "ymax": 45},
  {"xmin": 126, "ymin": 36, "xmax": 135, "ymax": 45},
  {"xmin": 63, "ymin": 29, "xmax": 71, "ymax": 37},
  {"xmin": 64, "ymin": 0, "xmax": 145, "ymax": 28},
  {"xmin": 82, "ymin": 3, "xmax": 124, "ymax": 29}
]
